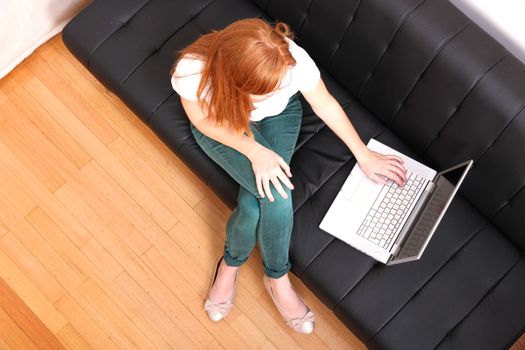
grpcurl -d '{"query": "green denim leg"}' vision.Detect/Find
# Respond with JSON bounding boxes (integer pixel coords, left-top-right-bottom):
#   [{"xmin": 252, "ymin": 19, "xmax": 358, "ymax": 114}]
[{"xmin": 190, "ymin": 93, "xmax": 302, "ymax": 278}]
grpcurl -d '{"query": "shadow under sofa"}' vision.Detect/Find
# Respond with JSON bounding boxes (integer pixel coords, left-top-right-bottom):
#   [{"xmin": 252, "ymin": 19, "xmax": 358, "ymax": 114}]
[{"xmin": 61, "ymin": 0, "xmax": 525, "ymax": 349}]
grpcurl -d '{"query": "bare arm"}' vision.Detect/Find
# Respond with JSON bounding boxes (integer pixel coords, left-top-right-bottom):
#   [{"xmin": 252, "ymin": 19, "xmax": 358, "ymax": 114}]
[
  {"xmin": 301, "ymin": 79, "xmax": 408, "ymax": 187},
  {"xmin": 180, "ymin": 96, "xmax": 294, "ymax": 201}
]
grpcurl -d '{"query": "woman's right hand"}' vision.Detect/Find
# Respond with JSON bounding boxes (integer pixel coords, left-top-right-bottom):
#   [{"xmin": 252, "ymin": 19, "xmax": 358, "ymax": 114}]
[{"xmin": 246, "ymin": 144, "xmax": 294, "ymax": 202}]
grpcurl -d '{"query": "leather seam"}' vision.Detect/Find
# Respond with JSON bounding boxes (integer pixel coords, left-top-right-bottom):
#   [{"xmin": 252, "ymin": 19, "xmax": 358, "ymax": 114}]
[
  {"xmin": 147, "ymin": 92, "xmax": 176, "ymax": 123},
  {"xmin": 422, "ymin": 53, "xmax": 509, "ymax": 157},
  {"xmin": 492, "ymin": 178, "xmax": 525, "ymax": 221},
  {"xmin": 474, "ymin": 102, "xmax": 525, "ymax": 166},
  {"xmin": 327, "ymin": 0, "xmax": 365, "ymax": 71},
  {"xmin": 357, "ymin": 0, "xmax": 428, "ymax": 100},
  {"xmin": 117, "ymin": 0, "xmax": 218, "ymax": 95},
  {"xmin": 297, "ymin": 0, "xmax": 315, "ymax": 37},
  {"xmin": 363, "ymin": 220, "xmax": 488, "ymax": 344},
  {"xmin": 389, "ymin": 22, "xmax": 471, "ymax": 126},
  {"xmin": 433, "ymin": 255, "xmax": 521, "ymax": 349},
  {"xmin": 477, "ymin": 102, "xmax": 525, "ymax": 218},
  {"xmin": 87, "ymin": 0, "xmax": 152, "ymax": 69}
]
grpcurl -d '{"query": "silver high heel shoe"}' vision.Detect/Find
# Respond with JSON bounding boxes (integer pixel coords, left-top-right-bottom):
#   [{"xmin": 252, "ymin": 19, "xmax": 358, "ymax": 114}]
[
  {"xmin": 262, "ymin": 274, "xmax": 315, "ymax": 334},
  {"xmin": 204, "ymin": 256, "xmax": 239, "ymax": 321}
]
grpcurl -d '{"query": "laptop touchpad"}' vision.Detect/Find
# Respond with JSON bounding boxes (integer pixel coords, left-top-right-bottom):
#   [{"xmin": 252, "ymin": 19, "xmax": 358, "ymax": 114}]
[{"xmin": 351, "ymin": 177, "xmax": 382, "ymax": 205}]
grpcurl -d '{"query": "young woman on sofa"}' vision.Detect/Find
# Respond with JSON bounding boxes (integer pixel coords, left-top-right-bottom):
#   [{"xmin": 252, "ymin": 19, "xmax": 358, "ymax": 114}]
[{"xmin": 170, "ymin": 17, "xmax": 407, "ymax": 334}]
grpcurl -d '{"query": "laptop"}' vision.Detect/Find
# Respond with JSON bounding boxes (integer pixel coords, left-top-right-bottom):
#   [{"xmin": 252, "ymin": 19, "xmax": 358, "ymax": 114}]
[{"xmin": 319, "ymin": 138, "xmax": 473, "ymax": 265}]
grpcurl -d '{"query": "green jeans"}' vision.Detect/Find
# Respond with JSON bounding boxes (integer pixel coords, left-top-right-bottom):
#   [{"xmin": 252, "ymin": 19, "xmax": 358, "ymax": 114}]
[{"xmin": 189, "ymin": 93, "xmax": 302, "ymax": 278}]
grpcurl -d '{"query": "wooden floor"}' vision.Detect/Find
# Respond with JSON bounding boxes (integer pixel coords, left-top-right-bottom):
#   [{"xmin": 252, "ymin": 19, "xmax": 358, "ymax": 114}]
[{"xmin": 0, "ymin": 33, "xmax": 523, "ymax": 350}]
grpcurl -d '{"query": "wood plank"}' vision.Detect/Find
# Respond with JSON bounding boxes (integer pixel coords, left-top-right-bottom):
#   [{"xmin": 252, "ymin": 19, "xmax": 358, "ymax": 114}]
[
  {"xmin": 23, "ymin": 75, "xmax": 177, "ymax": 234},
  {"xmin": 52, "ymin": 179, "xmax": 215, "ymax": 349},
  {"xmin": 0, "ymin": 98, "xmax": 68, "ymax": 192},
  {"xmin": 25, "ymin": 44, "xmax": 119, "ymax": 148},
  {"xmin": 49, "ymin": 35, "xmax": 107, "ymax": 91},
  {"xmin": 85, "ymin": 234, "xmax": 128, "ymax": 280},
  {"xmin": 55, "ymin": 174, "xmax": 151, "ymax": 259},
  {"xmin": 107, "ymin": 135, "xmax": 187, "ymax": 232},
  {"xmin": 0, "ymin": 334, "xmax": 11, "ymax": 350},
  {"xmin": 0, "ymin": 88, "xmax": 7, "ymax": 104},
  {"xmin": 0, "ymin": 141, "xmax": 92, "ymax": 247},
  {"xmin": 204, "ymin": 338, "xmax": 226, "ymax": 350},
  {"xmin": 0, "ymin": 175, "xmax": 37, "ymax": 232},
  {"xmin": 0, "ymin": 220, "xmax": 8, "ymax": 238},
  {"xmin": 1, "ymin": 62, "xmax": 92, "ymax": 170},
  {"xmin": 5, "ymin": 219, "xmax": 85, "ymax": 290},
  {"xmin": 74, "ymin": 278, "xmax": 155, "ymax": 349},
  {"xmin": 0, "ymin": 304, "xmax": 39, "ymax": 350},
  {"xmin": 55, "ymin": 323, "xmax": 92, "ymax": 350},
  {"xmin": 114, "ymin": 271, "xmax": 205, "ymax": 349},
  {"xmin": 0, "ymin": 278, "xmax": 64, "ymax": 350},
  {"xmin": 54, "ymin": 293, "xmax": 117, "ymax": 350},
  {"xmin": 55, "ymin": 185, "xmax": 146, "ymax": 272},
  {"xmin": 80, "ymin": 158, "xmax": 175, "ymax": 245},
  {"xmin": 33, "ymin": 35, "xmax": 62, "ymax": 64},
  {"xmin": 24, "ymin": 206, "xmax": 95, "ymax": 286},
  {"xmin": 0, "ymin": 59, "xmax": 33, "ymax": 88},
  {"xmin": 229, "ymin": 313, "xmax": 278, "ymax": 349},
  {"xmin": 0, "ymin": 155, "xmax": 37, "ymax": 231},
  {"xmin": 194, "ymin": 197, "xmax": 230, "ymax": 240},
  {"xmin": 0, "ymin": 233, "xmax": 65, "ymax": 303},
  {"xmin": 0, "ymin": 249, "xmax": 68, "ymax": 333}
]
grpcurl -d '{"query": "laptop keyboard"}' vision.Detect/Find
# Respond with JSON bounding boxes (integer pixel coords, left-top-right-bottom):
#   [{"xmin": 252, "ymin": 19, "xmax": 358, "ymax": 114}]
[{"xmin": 355, "ymin": 171, "xmax": 427, "ymax": 248}]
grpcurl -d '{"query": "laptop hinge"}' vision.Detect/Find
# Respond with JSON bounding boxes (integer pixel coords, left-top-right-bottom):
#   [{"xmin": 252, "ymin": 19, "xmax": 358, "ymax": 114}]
[
  {"xmin": 425, "ymin": 180, "xmax": 436, "ymax": 193},
  {"xmin": 391, "ymin": 243, "xmax": 401, "ymax": 256}
]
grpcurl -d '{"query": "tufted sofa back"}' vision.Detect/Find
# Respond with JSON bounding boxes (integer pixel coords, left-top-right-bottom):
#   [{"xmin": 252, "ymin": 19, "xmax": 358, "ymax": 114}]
[{"xmin": 251, "ymin": 0, "xmax": 525, "ymax": 251}]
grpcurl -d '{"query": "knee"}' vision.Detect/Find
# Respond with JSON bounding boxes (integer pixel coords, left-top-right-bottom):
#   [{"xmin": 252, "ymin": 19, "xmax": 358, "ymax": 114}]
[
  {"xmin": 238, "ymin": 191, "xmax": 261, "ymax": 222},
  {"xmin": 260, "ymin": 191, "xmax": 293, "ymax": 217}
]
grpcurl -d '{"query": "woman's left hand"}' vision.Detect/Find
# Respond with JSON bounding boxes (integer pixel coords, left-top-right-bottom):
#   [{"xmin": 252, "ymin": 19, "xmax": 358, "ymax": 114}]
[{"xmin": 356, "ymin": 149, "xmax": 408, "ymax": 187}]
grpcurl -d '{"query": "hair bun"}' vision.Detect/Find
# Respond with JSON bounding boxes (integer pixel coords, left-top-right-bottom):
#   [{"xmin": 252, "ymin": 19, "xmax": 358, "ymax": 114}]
[{"xmin": 273, "ymin": 21, "xmax": 294, "ymax": 39}]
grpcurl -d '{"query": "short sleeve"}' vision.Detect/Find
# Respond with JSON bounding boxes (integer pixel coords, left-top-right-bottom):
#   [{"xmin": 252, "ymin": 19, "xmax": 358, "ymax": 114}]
[
  {"xmin": 289, "ymin": 40, "xmax": 321, "ymax": 92},
  {"xmin": 170, "ymin": 57, "xmax": 204, "ymax": 101}
]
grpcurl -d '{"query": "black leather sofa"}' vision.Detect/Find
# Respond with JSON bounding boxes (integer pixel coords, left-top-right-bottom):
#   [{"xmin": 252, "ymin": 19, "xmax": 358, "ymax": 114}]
[{"xmin": 62, "ymin": 0, "xmax": 525, "ymax": 348}]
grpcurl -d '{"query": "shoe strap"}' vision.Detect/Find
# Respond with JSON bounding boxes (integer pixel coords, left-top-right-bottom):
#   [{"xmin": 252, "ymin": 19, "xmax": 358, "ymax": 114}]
[
  {"xmin": 287, "ymin": 310, "xmax": 315, "ymax": 328},
  {"xmin": 204, "ymin": 298, "xmax": 233, "ymax": 314}
]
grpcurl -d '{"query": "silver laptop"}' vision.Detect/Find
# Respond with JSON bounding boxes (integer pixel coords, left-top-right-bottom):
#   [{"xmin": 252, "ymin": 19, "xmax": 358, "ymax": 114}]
[{"xmin": 319, "ymin": 138, "xmax": 473, "ymax": 265}]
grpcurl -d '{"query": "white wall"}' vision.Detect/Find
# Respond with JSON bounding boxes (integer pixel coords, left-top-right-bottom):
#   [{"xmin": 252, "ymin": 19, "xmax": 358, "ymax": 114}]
[
  {"xmin": 449, "ymin": 0, "xmax": 525, "ymax": 64},
  {"xmin": 0, "ymin": 0, "xmax": 93, "ymax": 79}
]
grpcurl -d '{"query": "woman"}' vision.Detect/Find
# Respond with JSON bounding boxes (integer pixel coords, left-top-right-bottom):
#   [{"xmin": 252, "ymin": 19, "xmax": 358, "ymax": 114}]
[{"xmin": 170, "ymin": 18, "xmax": 407, "ymax": 334}]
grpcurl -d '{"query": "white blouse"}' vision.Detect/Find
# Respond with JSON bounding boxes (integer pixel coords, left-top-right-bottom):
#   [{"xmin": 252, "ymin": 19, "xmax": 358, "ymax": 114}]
[{"xmin": 171, "ymin": 37, "xmax": 321, "ymax": 121}]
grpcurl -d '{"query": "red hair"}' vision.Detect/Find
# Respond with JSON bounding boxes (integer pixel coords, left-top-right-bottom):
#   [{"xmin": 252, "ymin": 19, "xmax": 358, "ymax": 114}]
[{"xmin": 170, "ymin": 18, "xmax": 296, "ymax": 138}]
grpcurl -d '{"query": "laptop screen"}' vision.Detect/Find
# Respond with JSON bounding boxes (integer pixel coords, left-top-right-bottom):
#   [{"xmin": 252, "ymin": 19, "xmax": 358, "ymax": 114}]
[
  {"xmin": 391, "ymin": 161, "xmax": 473, "ymax": 263},
  {"xmin": 441, "ymin": 163, "xmax": 468, "ymax": 186}
]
